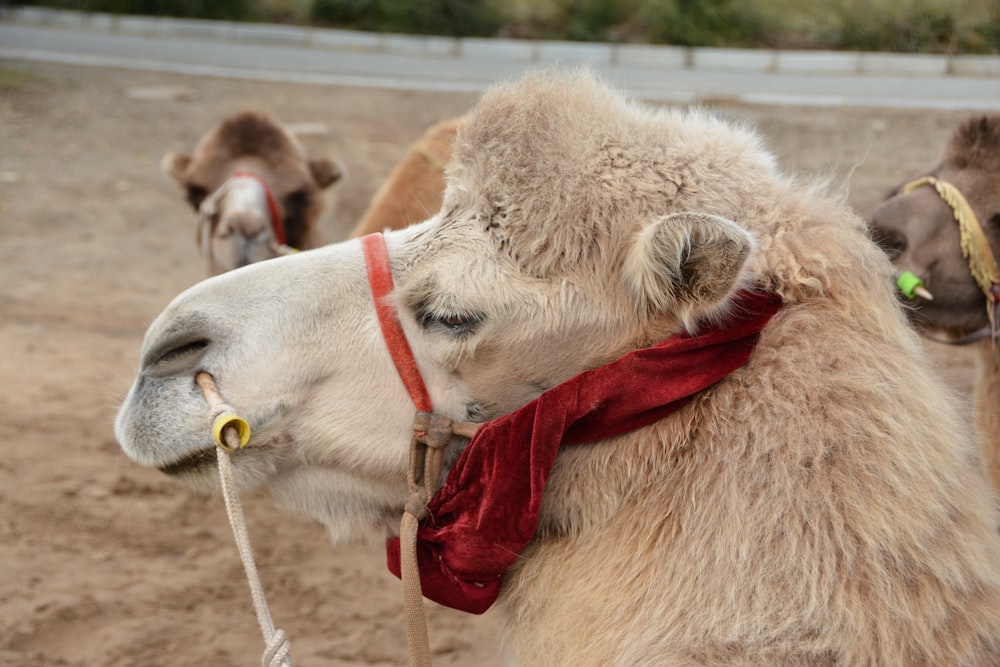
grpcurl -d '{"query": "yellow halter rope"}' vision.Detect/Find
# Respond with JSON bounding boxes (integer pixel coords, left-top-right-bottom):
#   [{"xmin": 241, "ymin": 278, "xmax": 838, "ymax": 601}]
[{"xmin": 902, "ymin": 176, "xmax": 999, "ymax": 333}]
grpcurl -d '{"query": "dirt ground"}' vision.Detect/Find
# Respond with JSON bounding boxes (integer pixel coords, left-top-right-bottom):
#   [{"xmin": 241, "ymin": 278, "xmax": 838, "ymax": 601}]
[{"xmin": 0, "ymin": 61, "xmax": 981, "ymax": 667}]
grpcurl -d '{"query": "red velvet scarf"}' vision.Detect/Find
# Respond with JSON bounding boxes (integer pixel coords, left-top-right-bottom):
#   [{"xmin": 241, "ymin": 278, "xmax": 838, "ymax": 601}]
[{"xmin": 386, "ymin": 289, "xmax": 782, "ymax": 614}]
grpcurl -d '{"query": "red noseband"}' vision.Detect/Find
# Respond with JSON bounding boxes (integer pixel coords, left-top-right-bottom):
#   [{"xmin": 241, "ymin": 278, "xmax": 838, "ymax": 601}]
[
  {"xmin": 361, "ymin": 233, "xmax": 433, "ymax": 412},
  {"xmin": 232, "ymin": 171, "xmax": 286, "ymax": 248}
]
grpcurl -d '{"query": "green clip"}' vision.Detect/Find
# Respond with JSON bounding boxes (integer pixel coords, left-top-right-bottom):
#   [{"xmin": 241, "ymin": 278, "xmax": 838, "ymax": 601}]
[{"xmin": 895, "ymin": 271, "xmax": 924, "ymax": 300}]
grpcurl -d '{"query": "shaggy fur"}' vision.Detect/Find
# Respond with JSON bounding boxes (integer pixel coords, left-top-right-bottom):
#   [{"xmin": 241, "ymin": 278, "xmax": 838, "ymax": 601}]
[
  {"xmin": 163, "ymin": 110, "xmax": 344, "ymax": 273},
  {"xmin": 943, "ymin": 114, "xmax": 1000, "ymax": 173},
  {"xmin": 457, "ymin": 69, "xmax": 1000, "ymax": 666},
  {"xmin": 348, "ymin": 117, "xmax": 462, "ymax": 238},
  {"xmin": 117, "ymin": 70, "xmax": 1000, "ymax": 665},
  {"xmin": 868, "ymin": 114, "xmax": 1000, "ymax": 498}
]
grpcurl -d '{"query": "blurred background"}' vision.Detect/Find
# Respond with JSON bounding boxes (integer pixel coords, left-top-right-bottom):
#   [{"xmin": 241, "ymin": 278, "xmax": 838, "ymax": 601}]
[{"xmin": 12, "ymin": 0, "xmax": 1000, "ymax": 54}]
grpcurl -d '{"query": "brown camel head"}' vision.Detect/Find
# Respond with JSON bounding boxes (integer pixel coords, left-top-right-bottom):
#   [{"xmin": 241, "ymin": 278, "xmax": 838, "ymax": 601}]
[
  {"xmin": 868, "ymin": 114, "xmax": 1000, "ymax": 341},
  {"xmin": 162, "ymin": 110, "xmax": 345, "ymax": 275}
]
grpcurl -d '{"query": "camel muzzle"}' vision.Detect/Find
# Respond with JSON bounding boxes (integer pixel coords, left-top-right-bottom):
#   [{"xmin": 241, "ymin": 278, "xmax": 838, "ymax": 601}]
[
  {"xmin": 197, "ymin": 172, "xmax": 298, "ymax": 276},
  {"xmin": 901, "ymin": 177, "xmax": 999, "ymax": 348}
]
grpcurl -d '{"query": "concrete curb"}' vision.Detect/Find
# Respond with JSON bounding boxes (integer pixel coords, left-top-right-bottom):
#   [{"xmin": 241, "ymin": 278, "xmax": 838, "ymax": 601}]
[{"xmin": 3, "ymin": 5, "xmax": 998, "ymax": 78}]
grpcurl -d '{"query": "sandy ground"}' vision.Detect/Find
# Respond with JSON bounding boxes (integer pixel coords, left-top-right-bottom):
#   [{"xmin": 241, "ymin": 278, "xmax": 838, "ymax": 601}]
[{"xmin": 0, "ymin": 61, "xmax": 980, "ymax": 667}]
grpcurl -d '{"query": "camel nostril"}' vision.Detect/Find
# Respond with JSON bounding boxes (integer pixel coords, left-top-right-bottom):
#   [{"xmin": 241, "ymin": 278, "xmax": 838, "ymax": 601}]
[
  {"xmin": 153, "ymin": 339, "xmax": 209, "ymax": 366},
  {"xmin": 869, "ymin": 225, "xmax": 907, "ymax": 260}
]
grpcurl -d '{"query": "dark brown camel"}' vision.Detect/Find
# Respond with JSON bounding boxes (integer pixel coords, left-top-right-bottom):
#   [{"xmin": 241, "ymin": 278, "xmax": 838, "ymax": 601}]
[
  {"xmin": 868, "ymin": 113, "xmax": 1000, "ymax": 497},
  {"xmin": 163, "ymin": 110, "xmax": 344, "ymax": 275}
]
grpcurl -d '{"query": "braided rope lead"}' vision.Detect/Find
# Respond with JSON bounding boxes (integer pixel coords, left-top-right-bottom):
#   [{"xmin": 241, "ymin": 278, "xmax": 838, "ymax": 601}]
[
  {"xmin": 196, "ymin": 373, "xmax": 292, "ymax": 667},
  {"xmin": 401, "ymin": 509, "xmax": 433, "ymax": 667},
  {"xmin": 399, "ymin": 413, "xmax": 481, "ymax": 667},
  {"xmin": 217, "ymin": 446, "xmax": 292, "ymax": 667}
]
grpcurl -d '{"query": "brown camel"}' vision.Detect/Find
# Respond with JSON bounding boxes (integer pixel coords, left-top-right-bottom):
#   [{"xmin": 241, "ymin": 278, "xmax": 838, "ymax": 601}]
[
  {"xmin": 347, "ymin": 116, "xmax": 462, "ymax": 238},
  {"xmin": 868, "ymin": 113, "xmax": 1000, "ymax": 497},
  {"xmin": 162, "ymin": 110, "xmax": 345, "ymax": 275}
]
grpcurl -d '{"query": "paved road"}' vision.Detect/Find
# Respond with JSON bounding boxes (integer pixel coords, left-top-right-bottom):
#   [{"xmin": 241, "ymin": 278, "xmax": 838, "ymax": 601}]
[{"xmin": 1, "ymin": 18, "xmax": 998, "ymax": 110}]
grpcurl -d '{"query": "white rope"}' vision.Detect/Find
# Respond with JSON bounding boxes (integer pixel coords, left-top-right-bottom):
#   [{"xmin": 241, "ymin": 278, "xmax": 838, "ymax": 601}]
[
  {"xmin": 214, "ymin": 408, "xmax": 293, "ymax": 667},
  {"xmin": 194, "ymin": 372, "xmax": 293, "ymax": 666},
  {"xmin": 197, "ymin": 179, "xmax": 231, "ymax": 277}
]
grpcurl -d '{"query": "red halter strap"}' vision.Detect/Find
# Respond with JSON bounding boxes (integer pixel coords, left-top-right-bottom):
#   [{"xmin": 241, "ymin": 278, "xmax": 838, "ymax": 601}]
[
  {"xmin": 232, "ymin": 171, "xmax": 287, "ymax": 248},
  {"xmin": 361, "ymin": 233, "xmax": 433, "ymax": 412}
]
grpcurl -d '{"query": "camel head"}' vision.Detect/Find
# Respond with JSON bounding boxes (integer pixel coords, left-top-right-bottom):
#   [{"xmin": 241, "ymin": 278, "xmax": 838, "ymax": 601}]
[
  {"xmin": 117, "ymin": 69, "xmax": 764, "ymax": 545},
  {"xmin": 868, "ymin": 114, "xmax": 1000, "ymax": 342},
  {"xmin": 163, "ymin": 110, "xmax": 345, "ymax": 276}
]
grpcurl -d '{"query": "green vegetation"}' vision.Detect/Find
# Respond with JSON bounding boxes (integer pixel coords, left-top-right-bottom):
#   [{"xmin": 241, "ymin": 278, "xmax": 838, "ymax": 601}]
[
  {"xmin": 13, "ymin": 0, "xmax": 1000, "ymax": 53},
  {"xmin": 310, "ymin": 0, "xmax": 500, "ymax": 36},
  {"xmin": 19, "ymin": 0, "xmax": 254, "ymax": 21}
]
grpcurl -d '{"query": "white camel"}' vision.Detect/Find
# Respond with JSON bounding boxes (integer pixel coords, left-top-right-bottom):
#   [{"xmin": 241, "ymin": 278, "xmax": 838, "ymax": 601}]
[{"xmin": 117, "ymin": 69, "xmax": 1000, "ymax": 665}]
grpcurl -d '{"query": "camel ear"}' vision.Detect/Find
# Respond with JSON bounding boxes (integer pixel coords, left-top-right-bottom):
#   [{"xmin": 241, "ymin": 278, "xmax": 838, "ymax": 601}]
[
  {"xmin": 624, "ymin": 212, "xmax": 754, "ymax": 329},
  {"xmin": 309, "ymin": 158, "xmax": 346, "ymax": 189},
  {"xmin": 161, "ymin": 151, "xmax": 191, "ymax": 185}
]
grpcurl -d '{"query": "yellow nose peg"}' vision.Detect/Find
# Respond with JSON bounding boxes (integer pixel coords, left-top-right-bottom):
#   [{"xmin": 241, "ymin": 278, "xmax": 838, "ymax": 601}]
[{"xmin": 196, "ymin": 372, "xmax": 252, "ymax": 451}]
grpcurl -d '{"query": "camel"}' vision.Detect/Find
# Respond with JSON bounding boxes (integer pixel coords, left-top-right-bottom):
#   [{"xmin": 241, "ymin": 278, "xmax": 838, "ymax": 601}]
[
  {"xmin": 347, "ymin": 116, "xmax": 463, "ymax": 238},
  {"xmin": 116, "ymin": 69, "xmax": 1000, "ymax": 665},
  {"xmin": 868, "ymin": 113, "xmax": 1000, "ymax": 498},
  {"xmin": 162, "ymin": 110, "xmax": 345, "ymax": 275}
]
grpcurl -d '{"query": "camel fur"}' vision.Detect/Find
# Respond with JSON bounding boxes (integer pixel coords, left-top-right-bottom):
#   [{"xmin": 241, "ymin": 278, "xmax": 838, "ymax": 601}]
[
  {"xmin": 348, "ymin": 116, "xmax": 462, "ymax": 238},
  {"xmin": 868, "ymin": 113, "xmax": 1000, "ymax": 498},
  {"xmin": 163, "ymin": 109, "xmax": 345, "ymax": 274},
  {"xmin": 117, "ymin": 69, "xmax": 1000, "ymax": 665}
]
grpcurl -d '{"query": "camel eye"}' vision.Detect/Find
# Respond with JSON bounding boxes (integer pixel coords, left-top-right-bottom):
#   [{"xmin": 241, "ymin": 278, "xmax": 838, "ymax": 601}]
[
  {"xmin": 988, "ymin": 213, "xmax": 1000, "ymax": 228},
  {"xmin": 416, "ymin": 309, "xmax": 483, "ymax": 336},
  {"xmin": 186, "ymin": 185, "xmax": 208, "ymax": 210},
  {"xmin": 284, "ymin": 189, "xmax": 309, "ymax": 212}
]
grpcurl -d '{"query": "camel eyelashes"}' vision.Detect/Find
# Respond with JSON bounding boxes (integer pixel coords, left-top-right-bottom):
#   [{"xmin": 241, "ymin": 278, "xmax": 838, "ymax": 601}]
[
  {"xmin": 416, "ymin": 308, "xmax": 483, "ymax": 336},
  {"xmin": 439, "ymin": 313, "xmax": 475, "ymax": 328}
]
